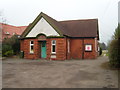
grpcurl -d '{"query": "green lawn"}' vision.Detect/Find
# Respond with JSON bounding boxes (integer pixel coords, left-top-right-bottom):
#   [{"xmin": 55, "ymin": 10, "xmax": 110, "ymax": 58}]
[{"xmin": 102, "ymin": 50, "xmax": 108, "ymax": 56}]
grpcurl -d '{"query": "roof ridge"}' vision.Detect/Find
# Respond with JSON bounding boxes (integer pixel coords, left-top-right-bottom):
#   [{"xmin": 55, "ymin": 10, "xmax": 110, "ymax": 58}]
[
  {"xmin": 59, "ymin": 18, "xmax": 98, "ymax": 22},
  {"xmin": 0, "ymin": 22, "xmax": 27, "ymax": 27},
  {"xmin": 41, "ymin": 12, "xmax": 58, "ymax": 22}
]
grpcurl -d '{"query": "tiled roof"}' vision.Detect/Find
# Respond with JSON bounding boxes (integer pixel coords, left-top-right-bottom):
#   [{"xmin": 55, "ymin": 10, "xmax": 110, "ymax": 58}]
[
  {"xmin": 0, "ymin": 23, "xmax": 27, "ymax": 41},
  {"xmin": 59, "ymin": 19, "xmax": 99, "ymax": 38},
  {"xmin": 21, "ymin": 12, "xmax": 99, "ymax": 39}
]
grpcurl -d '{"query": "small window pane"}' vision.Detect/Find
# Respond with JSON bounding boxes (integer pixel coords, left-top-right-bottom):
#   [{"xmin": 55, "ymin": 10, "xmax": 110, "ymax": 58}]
[
  {"xmin": 31, "ymin": 46, "xmax": 33, "ymax": 50},
  {"xmin": 53, "ymin": 45, "xmax": 55, "ymax": 52},
  {"xmin": 52, "ymin": 40, "xmax": 56, "ymax": 44},
  {"xmin": 31, "ymin": 41, "xmax": 34, "ymax": 44},
  {"xmin": 30, "ymin": 41, "xmax": 34, "ymax": 53}
]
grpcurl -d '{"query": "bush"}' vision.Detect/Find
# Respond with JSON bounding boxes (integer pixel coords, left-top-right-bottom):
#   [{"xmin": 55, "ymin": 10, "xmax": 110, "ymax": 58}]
[
  {"xmin": 10, "ymin": 35, "xmax": 20, "ymax": 54},
  {"xmin": 108, "ymin": 24, "xmax": 120, "ymax": 68},
  {"xmin": 108, "ymin": 39, "xmax": 119, "ymax": 68},
  {"xmin": 2, "ymin": 44, "xmax": 12, "ymax": 56},
  {"xmin": 2, "ymin": 35, "xmax": 20, "ymax": 56},
  {"xmin": 4, "ymin": 50, "xmax": 14, "ymax": 57},
  {"xmin": 99, "ymin": 47, "xmax": 102, "ymax": 56}
]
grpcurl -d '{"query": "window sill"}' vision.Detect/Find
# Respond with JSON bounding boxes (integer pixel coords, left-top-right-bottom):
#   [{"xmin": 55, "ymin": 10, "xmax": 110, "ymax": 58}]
[
  {"xmin": 51, "ymin": 53, "xmax": 56, "ymax": 55},
  {"xmin": 29, "ymin": 53, "xmax": 34, "ymax": 54}
]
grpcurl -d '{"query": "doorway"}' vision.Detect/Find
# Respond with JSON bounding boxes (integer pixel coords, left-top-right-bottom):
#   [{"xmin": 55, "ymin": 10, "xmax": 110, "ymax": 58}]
[{"xmin": 41, "ymin": 41, "xmax": 46, "ymax": 58}]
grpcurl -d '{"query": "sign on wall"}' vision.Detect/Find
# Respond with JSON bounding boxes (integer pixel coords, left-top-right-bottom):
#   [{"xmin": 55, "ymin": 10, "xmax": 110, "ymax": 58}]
[{"xmin": 85, "ymin": 44, "xmax": 92, "ymax": 51}]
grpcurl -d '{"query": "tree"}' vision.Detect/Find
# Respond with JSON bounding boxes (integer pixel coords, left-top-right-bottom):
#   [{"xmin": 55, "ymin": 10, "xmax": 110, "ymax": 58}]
[
  {"xmin": 2, "ymin": 35, "xmax": 20, "ymax": 56},
  {"xmin": 108, "ymin": 24, "xmax": 120, "ymax": 68},
  {"xmin": 0, "ymin": 11, "xmax": 7, "ymax": 57}
]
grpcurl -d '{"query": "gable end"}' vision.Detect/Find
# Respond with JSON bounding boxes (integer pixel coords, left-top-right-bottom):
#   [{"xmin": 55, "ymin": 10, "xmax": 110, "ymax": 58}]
[{"xmin": 21, "ymin": 12, "xmax": 63, "ymax": 38}]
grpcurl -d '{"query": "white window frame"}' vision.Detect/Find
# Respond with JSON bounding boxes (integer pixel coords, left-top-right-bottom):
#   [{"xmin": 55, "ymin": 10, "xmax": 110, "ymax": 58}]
[
  {"xmin": 51, "ymin": 40, "xmax": 56, "ymax": 54},
  {"xmin": 6, "ymin": 32, "xmax": 10, "ymax": 35},
  {"xmin": 30, "ymin": 41, "xmax": 34, "ymax": 53}
]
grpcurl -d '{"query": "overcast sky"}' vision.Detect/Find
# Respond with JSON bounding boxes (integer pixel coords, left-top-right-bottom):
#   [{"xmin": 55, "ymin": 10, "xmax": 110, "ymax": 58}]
[{"xmin": 0, "ymin": 0, "xmax": 119, "ymax": 45}]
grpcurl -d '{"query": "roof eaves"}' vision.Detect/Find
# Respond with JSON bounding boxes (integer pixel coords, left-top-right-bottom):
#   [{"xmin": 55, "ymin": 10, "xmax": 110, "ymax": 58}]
[{"xmin": 21, "ymin": 12, "xmax": 43, "ymax": 38}]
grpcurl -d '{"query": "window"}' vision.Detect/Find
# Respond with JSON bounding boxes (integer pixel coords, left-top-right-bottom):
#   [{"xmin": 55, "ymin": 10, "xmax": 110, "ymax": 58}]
[
  {"xmin": 85, "ymin": 44, "xmax": 92, "ymax": 51},
  {"xmin": 5, "ymin": 32, "xmax": 9, "ymax": 35},
  {"xmin": 13, "ymin": 33, "xmax": 15, "ymax": 35},
  {"xmin": 17, "ymin": 35, "xmax": 20, "ymax": 38},
  {"xmin": 51, "ymin": 40, "xmax": 56, "ymax": 54},
  {"xmin": 30, "ymin": 41, "xmax": 34, "ymax": 53}
]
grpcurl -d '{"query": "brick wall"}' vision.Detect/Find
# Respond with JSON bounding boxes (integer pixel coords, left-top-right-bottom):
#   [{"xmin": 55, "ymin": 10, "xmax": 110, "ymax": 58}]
[
  {"xmin": 70, "ymin": 38, "xmax": 98, "ymax": 59},
  {"xmin": 84, "ymin": 38, "xmax": 97, "ymax": 59},
  {"xmin": 20, "ymin": 39, "xmax": 39, "ymax": 59},
  {"xmin": 21, "ymin": 38, "xmax": 67, "ymax": 60},
  {"xmin": 20, "ymin": 37, "xmax": 98, "ymax": 60},
  {"xmin": 46, "ymin": 38, "xmax": 67, "ymax": 60}
]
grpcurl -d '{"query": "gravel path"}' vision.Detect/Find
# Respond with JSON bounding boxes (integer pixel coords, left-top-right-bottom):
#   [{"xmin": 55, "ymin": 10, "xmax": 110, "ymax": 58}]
[{"xmin": 2, "ymin": 56, "xmax": 118, "ymax": 88}]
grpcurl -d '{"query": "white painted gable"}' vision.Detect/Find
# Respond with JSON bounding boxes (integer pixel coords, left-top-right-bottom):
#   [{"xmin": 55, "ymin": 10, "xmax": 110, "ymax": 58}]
[{"xmin": 26, "ymin": 17, "xmax": 60, "ymax": 37}]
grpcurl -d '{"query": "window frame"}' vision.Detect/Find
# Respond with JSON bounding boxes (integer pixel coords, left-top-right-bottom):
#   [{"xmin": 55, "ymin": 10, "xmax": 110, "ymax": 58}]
[
  {"xmin": 30, "ymin": 41, "xmax": 34, "ymax": 53},
  {"xmin": 51, "ymin": 40, "xmax": 56, "ymax": 54}
]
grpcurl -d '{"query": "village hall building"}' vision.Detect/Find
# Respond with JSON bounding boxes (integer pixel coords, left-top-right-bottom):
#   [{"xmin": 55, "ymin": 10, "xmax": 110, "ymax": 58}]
[{"xmin": 20, "ymin": 12, "xmax": 99, "ymax": 60}]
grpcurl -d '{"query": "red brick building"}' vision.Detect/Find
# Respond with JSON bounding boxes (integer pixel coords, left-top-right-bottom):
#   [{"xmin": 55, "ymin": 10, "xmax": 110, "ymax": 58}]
[
  {"xmin": 0, "ymin": 23, "xmax": 27, "ymax": 42},
  {"xmin": 20, "ymin": 12, "xmax": 99, "ymax": 60}
]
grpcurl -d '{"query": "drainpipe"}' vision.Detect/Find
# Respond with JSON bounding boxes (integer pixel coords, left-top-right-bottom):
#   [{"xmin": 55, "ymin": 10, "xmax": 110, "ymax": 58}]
[
  {"xmin": 82, "ymin": 38, "xmax": 84, "ymax": 59},
  {"xmin": 66, "ymin": 37, "xmax": 67, "ymax": 60}
]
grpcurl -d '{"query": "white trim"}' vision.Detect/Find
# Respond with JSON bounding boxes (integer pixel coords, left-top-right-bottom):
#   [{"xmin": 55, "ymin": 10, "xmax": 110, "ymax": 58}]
[
  {"xmin": 51, "ymin": 40, "xmax": 56, "ymax": 54},
  {"xmin": 98, "ymin": 46, "xmax": 100, "ymax": 52},
  {"xmin": 30, "ymin": 41, "xmax": 34, "ymax": 53},
  {"xmin": 51, "ymin": 55, "xmax": 56, "ymax": 58}
]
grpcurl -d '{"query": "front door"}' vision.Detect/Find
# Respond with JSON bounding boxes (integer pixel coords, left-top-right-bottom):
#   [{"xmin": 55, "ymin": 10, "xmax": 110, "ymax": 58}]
[{"xmin": 41, "ymin": 41, "xmax": 46, "ymax": 58}]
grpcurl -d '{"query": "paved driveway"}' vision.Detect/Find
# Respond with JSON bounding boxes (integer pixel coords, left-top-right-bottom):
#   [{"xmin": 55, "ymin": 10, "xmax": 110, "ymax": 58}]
[{"xmin": 2, "ymin": 56, "xmax": 118, "ymax": 88}]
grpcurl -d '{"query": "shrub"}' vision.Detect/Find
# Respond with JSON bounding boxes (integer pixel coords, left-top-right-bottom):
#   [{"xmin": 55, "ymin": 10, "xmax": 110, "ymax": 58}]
[
  {"xmin": 11, "ymin": 35, "xmax": 20, "ymax": 54},
  {"xmin": 2, "ymin": 35, "xmax": 20, "ymax": 56},
  {"xmin": 108, "ymin": 39, "xmax": 119, "ymax": 68},
  {"xmin": 4, "ymin": 50, "xmax": 14, "ymax": 57},
  {"xmin": 108, "ymin": 24, "xmax": 120, "ymax": 68},
  {"xmin": 99, "ymin": 47, "xmax": 102, "ymax": 56},
  {"xmin": 2, "ymin": 44, "xmax": 12, "ymax": 56}
]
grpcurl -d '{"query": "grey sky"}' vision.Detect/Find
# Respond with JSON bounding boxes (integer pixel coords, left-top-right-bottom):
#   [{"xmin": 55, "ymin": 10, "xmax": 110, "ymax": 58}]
[
  {"xmin": 0, "ymin": 0, "xmax": 119, "ymax": 44},
  {"xmin": 119, "ymin": 1, "xmax": 120, "ymax": 23}
]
